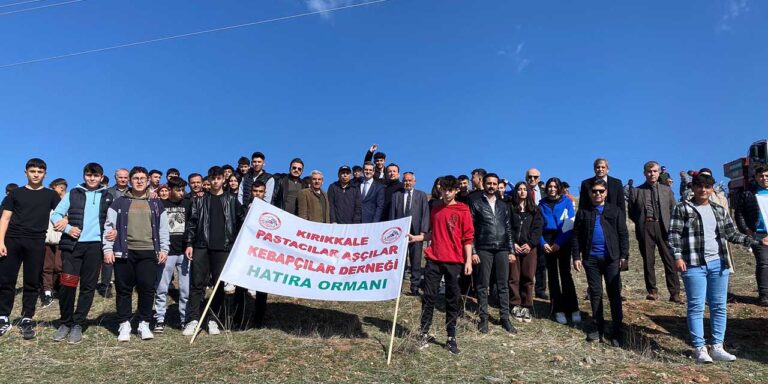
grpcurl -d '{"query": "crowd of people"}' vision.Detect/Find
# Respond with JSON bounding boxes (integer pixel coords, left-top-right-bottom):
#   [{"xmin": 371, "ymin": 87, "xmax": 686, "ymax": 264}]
[{"xmin": 1, "ymin": 145, "xmax": 768, "ymax": 365}]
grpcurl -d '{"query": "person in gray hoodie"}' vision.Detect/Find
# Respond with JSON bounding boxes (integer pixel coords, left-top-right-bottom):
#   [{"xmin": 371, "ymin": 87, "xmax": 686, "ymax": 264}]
[{"xmin": 103, "ymin": 166, "xmax": 169, "ymax": 342}]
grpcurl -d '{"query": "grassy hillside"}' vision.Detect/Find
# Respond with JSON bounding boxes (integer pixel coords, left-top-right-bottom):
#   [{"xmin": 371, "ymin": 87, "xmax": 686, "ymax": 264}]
[{"xmin": 0, "ymin": 239, "xmax": 766, "ymax": 383}]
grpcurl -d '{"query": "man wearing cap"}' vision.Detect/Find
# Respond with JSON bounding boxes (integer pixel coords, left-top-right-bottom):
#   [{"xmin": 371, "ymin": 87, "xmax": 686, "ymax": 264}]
[
  {"xmin": 328, "ymin": 166, "xmax": 362, "ymax": 224},
  {"xmin": 390, "ymin": 172, "xmax": 430, "ymax": 295},
  {"xmin": 629, "ymin": 161, "xmax": 681, "ymax": 303}
]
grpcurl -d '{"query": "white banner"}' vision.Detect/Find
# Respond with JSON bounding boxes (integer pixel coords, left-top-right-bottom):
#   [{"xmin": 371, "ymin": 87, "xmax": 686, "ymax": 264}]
[{"xmin": 219, "ymin": 198, "xmax": 411, "ymax": 301}]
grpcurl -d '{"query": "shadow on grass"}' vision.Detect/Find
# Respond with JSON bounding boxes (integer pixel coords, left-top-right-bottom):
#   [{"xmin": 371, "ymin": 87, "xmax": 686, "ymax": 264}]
[
  {"xmin": 362, "ymin": 316, "xmax": 412, "ymax": 338},
  {"xmin": 261, "ymin": 302, "xmax": 368, "ymax": 339}
]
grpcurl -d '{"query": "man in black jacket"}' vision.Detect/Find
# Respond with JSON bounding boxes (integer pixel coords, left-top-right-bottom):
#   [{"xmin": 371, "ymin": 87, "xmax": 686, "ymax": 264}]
[
  {"xmin": 573, "ymin": 178, "xmax": 629, "ymax": 346},
  {"xmin": 468, "ymin": 173, "xmax": 516, "ymax": 334},
  {"xmin": 382, "ymin": 163, "xmax": 404, "ymax": 221},
  {"xmin": 735, "ymin": 164, "xmax": 768, "ymax": 307},
  {"xmin": 328, "ymin": 166, "xmax": 361, "ymax": 224},
  {"xmin": 363, "ymin": 144, "xmax": 387, "ymax": 182},
  {"xmin": 183, "ymin": 166, "xmax": 244, "ymax": 337},
  {"xmin": 271, "ymin": 158, "xmax": 307, "ymax": 215},
  {"xmin": 579, "ymin": 158, "xmax": 625, "ymax": 213}
]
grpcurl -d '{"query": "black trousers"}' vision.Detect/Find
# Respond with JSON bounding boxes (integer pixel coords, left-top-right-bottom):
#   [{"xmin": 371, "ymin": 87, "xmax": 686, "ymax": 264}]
[
  {"xmin": 407, "ymin": 241, "xmax": 424, "ymax": 291},
  {"xmin": 186, "ymin": 248, "xmax": 229, "ymax": 323},
  {"xmin": 543, "ymin": 233, "xmax": 578, "ymax": 313},
  {"xmin": 0, "ymin": 237, "xmax": 45, "ymax": 318},
  {"xmin": 98, "ymin": 262, "xmax": 113, "ymax": 289},
  {"xmin": 114, "ymin": 250, "xmax": 157, "ymax": 323},
  {"xmin": 476, "ymin": 249, "xmax": 510, "ymax": 320},
  {"xmin": 637, "ymin": 221, "xmax": 679, "ymax": 295},
  {"xmin": 753, "ymin": 234, "xmax": 768, "ymax": 299},
  {"xmin": 58, "ymin": 242, "xmax": 102, "ymax": 326},
  {"xmin": 420, "ymin": 260, "xmax": 462, "ymax": 338},
  {"xmin": 583, "ymin": 256, "xmax": 623, "ymax": 334},
  {"xmin": 535, "ymin": 244, "xmax": 547, "ymax": 296}
]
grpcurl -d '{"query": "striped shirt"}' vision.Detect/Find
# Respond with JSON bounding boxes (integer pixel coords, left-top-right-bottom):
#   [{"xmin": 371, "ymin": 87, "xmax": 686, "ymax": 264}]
[{"xmin": 668, "ymin": 199, "xmax": 756, "ymax": 268}]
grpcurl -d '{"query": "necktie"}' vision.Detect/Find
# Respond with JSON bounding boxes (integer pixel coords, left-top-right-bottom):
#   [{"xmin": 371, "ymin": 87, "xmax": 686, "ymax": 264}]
[
  {"xmin": 405, "ymin": 190, "xmax": 412, "ymax": 216},
  {"xmin": 362, "ymin": 181, "xmax": 369, "ymax": 198}
]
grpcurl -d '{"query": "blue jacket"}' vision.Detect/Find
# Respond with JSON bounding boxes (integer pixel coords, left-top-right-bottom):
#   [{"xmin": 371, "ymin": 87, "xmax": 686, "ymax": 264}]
[
  {"xmin": 538, "ymin": 196, "xmax": 575, "ymax": 248},
  {"xmin": 51, "ymin": 184, "xmax": 109, "ymax": 244}
]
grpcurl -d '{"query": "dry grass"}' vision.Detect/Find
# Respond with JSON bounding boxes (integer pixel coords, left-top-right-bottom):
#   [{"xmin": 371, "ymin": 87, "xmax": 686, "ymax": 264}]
[{"xmin": 1, "ymin": 236, "xmax": 767, "ymax": 383}]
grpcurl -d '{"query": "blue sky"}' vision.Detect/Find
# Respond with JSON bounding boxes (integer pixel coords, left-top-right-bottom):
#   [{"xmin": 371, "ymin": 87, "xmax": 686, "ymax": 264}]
[{"xmin": 1, "ymin": 0, "xmax": 766, "ymax": 196}]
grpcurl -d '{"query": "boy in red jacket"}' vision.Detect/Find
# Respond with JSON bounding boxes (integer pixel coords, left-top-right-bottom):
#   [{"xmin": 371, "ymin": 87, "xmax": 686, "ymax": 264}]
[{"xmin": 411, "ymin": 176, "xmax": 474, "ymax": 355}]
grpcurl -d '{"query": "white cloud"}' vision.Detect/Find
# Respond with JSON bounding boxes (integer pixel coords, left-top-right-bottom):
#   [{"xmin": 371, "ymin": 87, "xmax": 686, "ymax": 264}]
[
  {"xmin": 498, "ymin": 41, "xmax": 531, "ymax": 74},
  {"xmin": 718, "ymin": 0, "xmax": 750, "ymax": 32},
  {"xmin": 305, "ymin": 0, "xmax": 357, "ymax": 19}
]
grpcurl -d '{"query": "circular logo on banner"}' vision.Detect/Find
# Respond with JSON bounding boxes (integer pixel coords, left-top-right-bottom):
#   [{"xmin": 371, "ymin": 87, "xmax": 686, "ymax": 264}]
[
  {"xmin": 381, "ymin": 227, "xmax": 403, "ymax": 244},
  {"xmin": 259, "ymin": 212, "xmax": 282, "ymax": 230}
]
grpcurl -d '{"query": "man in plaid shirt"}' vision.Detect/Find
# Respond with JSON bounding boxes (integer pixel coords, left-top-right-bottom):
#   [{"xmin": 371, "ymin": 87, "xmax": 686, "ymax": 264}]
[{"xmin": 668, "ymin": 173, "xmax": 767, "ymax": 364}]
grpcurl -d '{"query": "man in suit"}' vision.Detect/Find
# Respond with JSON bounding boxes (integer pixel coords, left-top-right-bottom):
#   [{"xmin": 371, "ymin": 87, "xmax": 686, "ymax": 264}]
[
  {"xmin": 579, "ymin": 158, "xmax": 626, "ymax": 213},
  {"xmin": 525, "ymin": 167, "xmax": 548, "ymax": 300},
  {"xmin": 359, "ymin": 162, "xmax": 385, "ymax": 223},
  {"xmin": 628, "ymin": 161, "xmax": 681, "ymax": 303},
  {"xmin": 390, "ymin": 172, "xmax": 430, "ymax": 296}
]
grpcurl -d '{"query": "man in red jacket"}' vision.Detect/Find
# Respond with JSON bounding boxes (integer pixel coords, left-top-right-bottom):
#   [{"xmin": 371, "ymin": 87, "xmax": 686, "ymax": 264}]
[{"xmin": 412, "ymin": 176, "xmax": 474, "ymax": 355}]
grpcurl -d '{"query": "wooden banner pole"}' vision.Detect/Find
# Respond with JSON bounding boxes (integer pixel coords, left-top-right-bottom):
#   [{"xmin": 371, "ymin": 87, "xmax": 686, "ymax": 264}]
[
  {"xmin": 386, "ymin": 293, "xmax": 402, "ymax": 366},
  {"xmin": 190, "ymin": 277, "xmax": 222, "ymax": 344}
]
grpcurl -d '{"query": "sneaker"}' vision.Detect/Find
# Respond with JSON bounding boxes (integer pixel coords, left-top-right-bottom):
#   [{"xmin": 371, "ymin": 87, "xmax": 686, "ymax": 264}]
[
  {"xmin": 0, "ymin": 317, "xmax": 12, "ymax": 336},
  {"xmin": 520, "ymin": 307, "xmax": 532, "ymax": 323},
  {"xmin": 478, "ymin": 317, "xmax": 489, "ymax": 334},
  {"xmin": 710, "ymin": 344, "xmax": 736, "ymax": 362},
  {"xmin": 501, "ymin": 318, "xmax": 518, "ymax": 334},
  {"xmin": 207, "ymin": 320, "xmax": 221, "ymax": 335},
  {"xmin": 646, "ymin": 292, "xmax": 658, "ymax": 301},
  {"xmin": 512, "ymin": 306, "xmax": 524, "ymax": 322},
  {"xmin": 117, "ymin": 321, "xmax": 132, "ymax": 342},
  {"xmin": 693, "ymin": 346, "xmax": 713, "ymax": 364},
  {"xmin": 586, "ymin": 330, "xmax": 601, "ymax": 342},
  {"xmin": 224, "ymin": 283, "xmax": 236, "ymax": 295},
  {"xmin": 41, "ymin": 293, "xmax": 54, "ymax": 308},
  {"xmin": 418, "ymin": 333, "xmax": 434, "ymax": 350},
  {"xmin": 571, "ymin": 311, "xmax": 582, "ymax": 324},
  {"xmin": 153, "ymin": 321, "xmax": 165, "ymax": 334},
  {"xmin": 67, "ymin": 325, "xmax": 83, "ymax": 344},
  {"xmin": 138, "ymin": 321, "xmax": 154, "ymax": 340},
  {"xmin": 52, "ymin": 324, "xmax": 71, "ymax": 342},
  {"xmin": 182, "ymin": 320, "xmax": 199, "ymax": 336},
  {"xmin": 758, "ymin": 296, "xmax": 768, "ymax": 307},
  {"xmin": 445, "ymin": 337, "xmax": 461, "ymax": 355},
  {"xmin": 555, "ymin": 312, "xmax": 567, "ymax": 325},
  {"xmin": 19, "ymin": 318, "xmax": 36, "ymax": 340}
]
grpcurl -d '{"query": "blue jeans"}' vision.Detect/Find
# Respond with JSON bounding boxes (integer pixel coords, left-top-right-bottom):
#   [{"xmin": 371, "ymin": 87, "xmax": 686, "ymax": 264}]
[
  {"xmin": 681, "ymin": 258, "xmax": 730, "ymax": 348},
  {"xmin": 153, "ymin": 254, "xmax": 190, "ymax": 323}
]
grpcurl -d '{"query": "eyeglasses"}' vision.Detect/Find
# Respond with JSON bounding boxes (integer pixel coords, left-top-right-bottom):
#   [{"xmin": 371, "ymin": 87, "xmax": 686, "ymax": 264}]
[
  {"xmin": 591, "ymin": 189, "xmax": 606, "ymax": 195},
  {"xmin": 291, "ymin": 167, "xmax": 303, "ymax": 171},
  {"xmin": 526, "ymin": 175, "xmax": 540, "ymax": 180}
]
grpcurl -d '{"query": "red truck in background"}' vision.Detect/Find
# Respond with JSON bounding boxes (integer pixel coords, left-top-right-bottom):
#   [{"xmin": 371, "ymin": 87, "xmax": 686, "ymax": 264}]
[{"xmin": 723, "ymin": 139, "xmax": 768, "ymax": 207}]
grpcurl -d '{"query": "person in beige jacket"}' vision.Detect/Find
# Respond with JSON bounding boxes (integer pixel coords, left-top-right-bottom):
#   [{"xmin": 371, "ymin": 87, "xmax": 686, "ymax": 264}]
[{"xmin": 298, "ymin": 171, "xmax": 330, "ymax": 223}]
